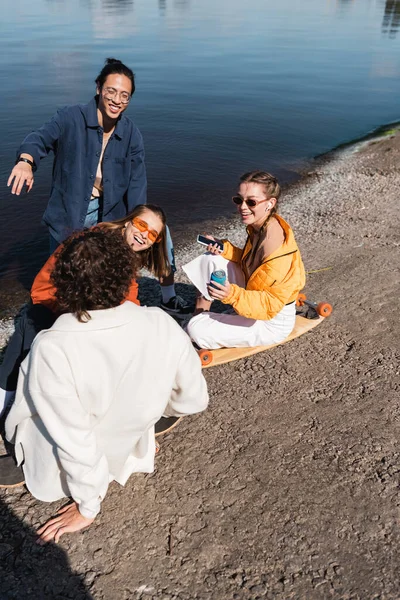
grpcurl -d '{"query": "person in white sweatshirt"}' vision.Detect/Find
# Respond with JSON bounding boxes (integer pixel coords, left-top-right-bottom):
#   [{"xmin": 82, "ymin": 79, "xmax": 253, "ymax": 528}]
[{"xmin": 4, "ymin": 227, "xmax": 209, "ymax": 544}]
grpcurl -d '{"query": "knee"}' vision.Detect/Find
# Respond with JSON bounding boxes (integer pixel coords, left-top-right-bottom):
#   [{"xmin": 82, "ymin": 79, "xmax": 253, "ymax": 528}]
[
  {"xmin": 186, "ymin": 313, "xmax": 215, "ymax": 350},
  {"xmin": 186, "ymin": 314, "xmax": 204, "ymax": 347}
]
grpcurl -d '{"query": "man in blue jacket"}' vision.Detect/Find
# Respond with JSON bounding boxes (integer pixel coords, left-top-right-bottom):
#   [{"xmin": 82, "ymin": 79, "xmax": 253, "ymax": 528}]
[{"xmin": 7, "ymin": 57, "xmax": 191, "ymax": 318}]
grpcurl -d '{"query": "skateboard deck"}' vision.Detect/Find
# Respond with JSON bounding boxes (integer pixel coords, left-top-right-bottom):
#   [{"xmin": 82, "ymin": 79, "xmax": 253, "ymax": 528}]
[
  {"xmin": 155, "ymin": 416, "xmax": 182, "ymax": 437},
  {"xmin": 199, "ymin": 313, "xmax": 326, "ymax": 368}
]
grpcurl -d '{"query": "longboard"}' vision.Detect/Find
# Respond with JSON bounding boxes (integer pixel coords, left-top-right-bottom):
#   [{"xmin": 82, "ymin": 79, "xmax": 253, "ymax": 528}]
[
  {"xmin": 155, "ymin": 416, "xmax": 182, "ymax": 437},
  {"xmin": 198, "ymin": 312, "xmax": 327, "ymax": 368},
  {"xmin": 154, "ymin": 416, "xmax": 183, "ymax": 453}
]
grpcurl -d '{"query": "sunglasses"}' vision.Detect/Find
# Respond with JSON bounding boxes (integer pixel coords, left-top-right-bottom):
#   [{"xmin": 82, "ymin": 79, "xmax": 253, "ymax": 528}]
[
  {"xmin": 131, "ymin": 218, "xmax": 162, "ymax": 243},
  {"xmin": 232, "ymin": 196, "xmax": 269, "ymax": 208}
]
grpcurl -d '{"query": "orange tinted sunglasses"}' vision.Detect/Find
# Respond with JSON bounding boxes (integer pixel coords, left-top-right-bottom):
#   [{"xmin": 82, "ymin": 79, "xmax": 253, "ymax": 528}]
[{"xmin": 131, "ymin": 217, "xmax": 162, "ymax": 243}]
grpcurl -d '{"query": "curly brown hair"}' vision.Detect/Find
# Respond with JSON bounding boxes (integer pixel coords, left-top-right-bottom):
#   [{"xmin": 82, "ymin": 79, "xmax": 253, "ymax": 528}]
[{"xmin": 51, "ymin": 228, "xmax": 139, "ymax": 322}]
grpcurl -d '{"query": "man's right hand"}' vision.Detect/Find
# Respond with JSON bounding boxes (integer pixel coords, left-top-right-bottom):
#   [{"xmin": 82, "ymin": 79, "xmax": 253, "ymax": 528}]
[
  {"xmin": 7, "ymin": 162, "xmax": 34, "ymax": 195},
  {"xmin": 36, "ymin": 501, "xmax": 94, "ymax": 545}
]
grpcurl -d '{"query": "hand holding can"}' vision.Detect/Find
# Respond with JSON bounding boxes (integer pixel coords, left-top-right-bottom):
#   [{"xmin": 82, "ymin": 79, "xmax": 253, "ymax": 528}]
[
  {"xmin": 210, "ymin": 269, "xmax": 226, "ymax": 288},
  {"xmin": 207, "ymin": 269, "xmax": 231, "ymax": 301}
]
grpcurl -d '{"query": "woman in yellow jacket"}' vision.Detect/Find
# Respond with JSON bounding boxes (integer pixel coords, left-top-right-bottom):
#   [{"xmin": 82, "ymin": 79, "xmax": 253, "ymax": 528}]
[{"xmin": 183, "ymin": 171, "xmax": 306, "ymax": 349}]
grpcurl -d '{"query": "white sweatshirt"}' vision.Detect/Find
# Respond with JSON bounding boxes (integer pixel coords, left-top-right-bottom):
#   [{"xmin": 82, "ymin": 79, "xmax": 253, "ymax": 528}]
[{"xmin": 6, "ymin": 302, "xmax": 209, "ymax": 519}]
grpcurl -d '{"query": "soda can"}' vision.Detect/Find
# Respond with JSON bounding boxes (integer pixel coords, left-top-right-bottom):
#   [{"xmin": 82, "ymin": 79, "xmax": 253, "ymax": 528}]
[{"xmin": 210, "ymin": 269, "xmax": 226, "ymax": 288}]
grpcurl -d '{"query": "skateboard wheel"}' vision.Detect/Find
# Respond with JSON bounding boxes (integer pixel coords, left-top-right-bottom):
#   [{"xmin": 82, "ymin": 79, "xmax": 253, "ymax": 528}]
[
  {"xmin": 198, "ymin": 349, "xmax": 213, "ymax": 366},
  {"xmin": 316, "ymin": 302, "xmax": 332, "ymax": 317},
  {"xmin": 296, "ymin": 292, "xmax": 307, "ymax": 307}
]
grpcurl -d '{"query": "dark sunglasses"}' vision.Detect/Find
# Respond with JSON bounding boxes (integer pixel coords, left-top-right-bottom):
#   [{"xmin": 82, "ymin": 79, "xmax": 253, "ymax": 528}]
[{"xmin": 232, "ymin": 196, "xmax": 269, "ymax": 208}]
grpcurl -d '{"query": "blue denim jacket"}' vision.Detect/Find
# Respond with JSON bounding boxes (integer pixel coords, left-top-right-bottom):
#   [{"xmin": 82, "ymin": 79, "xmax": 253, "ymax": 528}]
[{"xmin": 19, "ymin": 96, "xmax": 147, "ymax": 243}]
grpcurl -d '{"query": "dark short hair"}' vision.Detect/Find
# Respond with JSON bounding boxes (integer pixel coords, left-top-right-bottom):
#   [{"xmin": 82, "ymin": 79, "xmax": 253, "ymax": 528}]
[
  {"xmin": 51, "ymin": 228, "xmax": 138, "ymax": 322},
  {"xmin": 95, "ymin": 58, "xmax": 135, "ymax": 95}
]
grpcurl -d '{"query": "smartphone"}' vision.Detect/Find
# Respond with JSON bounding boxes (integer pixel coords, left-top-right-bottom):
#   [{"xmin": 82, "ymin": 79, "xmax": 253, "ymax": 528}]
[{"xmin": 197, "ymin": 235, "xmax": 224, "ymax": 252}]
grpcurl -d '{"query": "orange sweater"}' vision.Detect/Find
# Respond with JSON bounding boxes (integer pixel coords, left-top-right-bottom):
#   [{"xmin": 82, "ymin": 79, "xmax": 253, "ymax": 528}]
[{"xmin": 31, "ymin": 247, "xmax": 140, "ymax": 312}]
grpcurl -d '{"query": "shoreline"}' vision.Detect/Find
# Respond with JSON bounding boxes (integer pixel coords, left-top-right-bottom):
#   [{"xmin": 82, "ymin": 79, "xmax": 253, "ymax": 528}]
[
  {"xmin": 1, "ymin": 122, "xmax": 399, "ymax": 348},
  {"xmin": 1, "ymin": 124, "xmax": 400, "ymax": 596},
  {"xmin": 173, "ymin": 121, "xmax": 400, "ymax": 280}
]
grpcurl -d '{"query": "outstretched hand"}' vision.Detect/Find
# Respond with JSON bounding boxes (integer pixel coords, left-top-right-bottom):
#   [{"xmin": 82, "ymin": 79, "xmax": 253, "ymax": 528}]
[
  {"xmin": 7, "ymin": 163, "xmax": 34, "ymax": 195},
  {"xmin": 36, "ymin": 502, "xmax": 94, "ymax": 545},
  {"xmin": 207, "ymin": 279, "xmax": 231, "ymax": 301}
]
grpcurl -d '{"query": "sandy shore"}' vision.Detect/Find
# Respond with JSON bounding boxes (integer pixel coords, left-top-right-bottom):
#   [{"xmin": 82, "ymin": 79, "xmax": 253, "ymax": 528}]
[{"xmin": 1, "ymin": 128, "xmax": 400, "ymax": 599}]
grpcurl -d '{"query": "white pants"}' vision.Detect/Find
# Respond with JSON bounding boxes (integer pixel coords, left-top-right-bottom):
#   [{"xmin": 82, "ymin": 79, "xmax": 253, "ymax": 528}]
[{"xmin": 182, "ymin": 254, "xmax": 296, "ymax": 350}]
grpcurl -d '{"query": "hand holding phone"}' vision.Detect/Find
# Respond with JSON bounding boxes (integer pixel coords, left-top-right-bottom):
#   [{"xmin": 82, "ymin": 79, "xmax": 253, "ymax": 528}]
[{"xmin": 197, "ymin": 235, "xmax": 224, "ymax": 253}]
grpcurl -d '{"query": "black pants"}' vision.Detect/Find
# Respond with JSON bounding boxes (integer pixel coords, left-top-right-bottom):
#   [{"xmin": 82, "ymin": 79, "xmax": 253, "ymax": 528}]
[{"xmin": 0, "ymin": 302, "xmax": 56, "ymax": 391}]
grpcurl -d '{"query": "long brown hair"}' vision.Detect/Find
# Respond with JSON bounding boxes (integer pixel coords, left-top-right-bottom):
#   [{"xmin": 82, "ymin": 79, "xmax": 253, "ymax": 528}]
[{"xmin": 101, "ymin": 204, "xmax": 171, "ymax": 278}]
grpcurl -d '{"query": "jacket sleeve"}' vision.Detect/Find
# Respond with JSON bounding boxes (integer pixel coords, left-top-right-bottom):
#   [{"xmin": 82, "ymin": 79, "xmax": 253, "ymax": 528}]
[
  {"xmin": 222, "ymin": 240, "xmax": 243, "ymax": 264},
  {"xmin": 18, "ymin": 108, "xmax": 66, "ymax": 169},
  {"xmin": 222, "ymin": 253, "xmax": 295, "ymax": 320},
  {"xmin": 30, "ymin": 249, "xmax": 62, "ymax": 312},
  {"xmin": 222, "ymin": 284, "xmax": 287, "ymax": 320},
  {"xmin": 125, "ymin": 279, "xmax": 140, "ymax": 306},
  {"xmin": 164, "ymin": 324, "xmax": 209, "ymax": 417},
  {"xmin": 126, "ymin": 128, "xmax": 147, "ymax": 210},
  {"xmin": 24, "ymin": 338, "xmax": 109, "ymax": 519}
]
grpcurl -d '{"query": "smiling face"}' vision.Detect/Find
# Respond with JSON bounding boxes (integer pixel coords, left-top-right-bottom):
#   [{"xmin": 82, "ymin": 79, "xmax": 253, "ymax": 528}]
[
  {"xmin": 123, "ymin": 208, "xmax": 164, "ymax": 252},
  {"xmin": 235, "ymin": 182, "xmax": 276, "ymax": 229},
  {"xmin": 97, "ymin": 73, "xmax": 132, "ymax": 124}
]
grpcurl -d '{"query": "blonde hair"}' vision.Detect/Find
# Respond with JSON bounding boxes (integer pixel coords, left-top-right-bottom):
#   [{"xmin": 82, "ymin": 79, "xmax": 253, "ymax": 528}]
[
  {"xmin": 101, "ymin": 204, "xmax": 171, "ymax": 278},
  {"xmin": 239, "ymin": 170, "xmax": 281, "ymax": 232}
]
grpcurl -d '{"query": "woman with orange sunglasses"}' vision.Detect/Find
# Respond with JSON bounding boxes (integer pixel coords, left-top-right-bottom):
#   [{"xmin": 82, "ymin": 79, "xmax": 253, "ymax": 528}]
[{"xmin": 0, "ymin": 204, "xmax": 170, "ymax": 418}]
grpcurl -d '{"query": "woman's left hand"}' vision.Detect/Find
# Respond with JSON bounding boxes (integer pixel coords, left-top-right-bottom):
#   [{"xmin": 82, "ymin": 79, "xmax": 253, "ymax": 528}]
[
  {"xmin": 36, "ymin": 502, "xmax": 94, "ymax": 545},
  {"xmin": 207, "ymin": 280, "xmax": 231, "ymax": 301}
]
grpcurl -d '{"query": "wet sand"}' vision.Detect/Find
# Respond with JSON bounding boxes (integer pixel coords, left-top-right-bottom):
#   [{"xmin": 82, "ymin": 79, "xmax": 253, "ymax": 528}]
[{"xmin": 1, "ymin": 129, "xmax": 400, "ymax": 599}]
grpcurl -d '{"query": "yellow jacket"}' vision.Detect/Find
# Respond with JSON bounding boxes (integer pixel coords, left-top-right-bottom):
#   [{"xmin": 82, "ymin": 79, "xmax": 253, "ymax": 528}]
[{"xmin": 222, "ymin": 215, "xmax": 305, "ymax": 320}]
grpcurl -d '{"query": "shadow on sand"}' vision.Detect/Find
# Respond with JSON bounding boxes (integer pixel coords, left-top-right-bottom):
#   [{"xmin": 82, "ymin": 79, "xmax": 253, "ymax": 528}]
[{"xmin": 0, "ymin": 496, "xmax": 93, "ymax": 600}]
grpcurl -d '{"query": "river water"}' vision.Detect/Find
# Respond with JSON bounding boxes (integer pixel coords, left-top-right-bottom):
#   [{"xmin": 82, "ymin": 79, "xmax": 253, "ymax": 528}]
[{"xmin": 0, "ymin": 0, "xmax": 399, "ymax": 308}]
